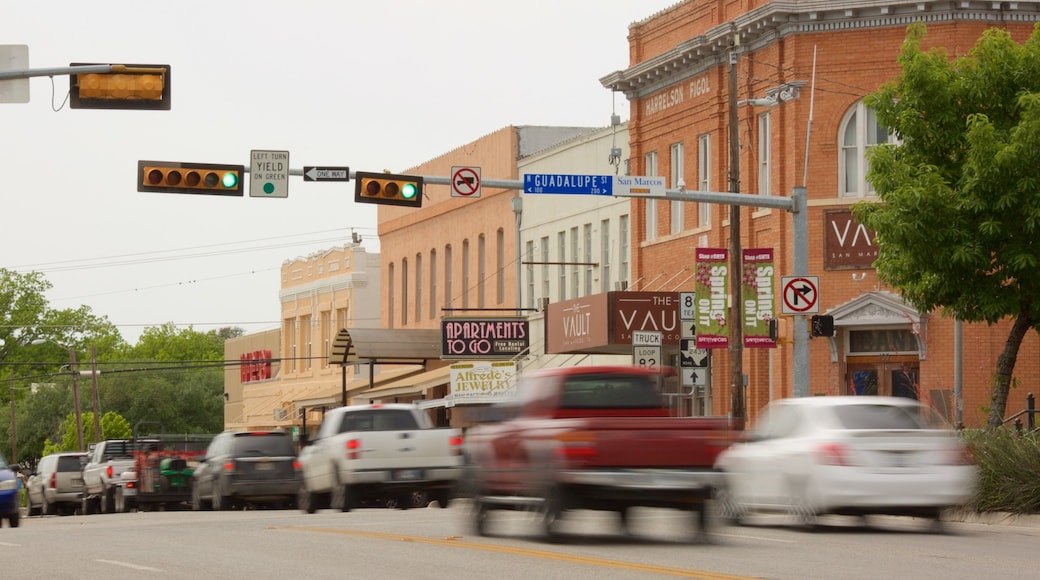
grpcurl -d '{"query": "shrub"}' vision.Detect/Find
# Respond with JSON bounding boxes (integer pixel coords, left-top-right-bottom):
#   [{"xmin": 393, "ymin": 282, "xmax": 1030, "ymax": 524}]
[{"xmin": 961, "ymin": 429, "xmax": 1040, "ymax": 513}]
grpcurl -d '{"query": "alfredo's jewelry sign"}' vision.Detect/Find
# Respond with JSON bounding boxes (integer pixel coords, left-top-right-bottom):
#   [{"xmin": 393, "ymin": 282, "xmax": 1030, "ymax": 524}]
[{"xmin": 447, "ymin": 361, "xmax": 517, "ymax": 406}]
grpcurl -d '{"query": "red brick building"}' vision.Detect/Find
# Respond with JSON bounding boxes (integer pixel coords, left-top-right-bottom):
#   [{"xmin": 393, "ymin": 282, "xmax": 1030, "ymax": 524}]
[{"xmin": 601, "ymin": 1, "xmax": 1040, "ymax": 427}]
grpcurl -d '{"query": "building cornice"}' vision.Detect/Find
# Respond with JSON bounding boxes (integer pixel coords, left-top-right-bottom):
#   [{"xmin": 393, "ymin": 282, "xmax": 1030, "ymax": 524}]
[{"xmin": 601, "ymin": 1, "xmax": 1040, "ymax": 99}]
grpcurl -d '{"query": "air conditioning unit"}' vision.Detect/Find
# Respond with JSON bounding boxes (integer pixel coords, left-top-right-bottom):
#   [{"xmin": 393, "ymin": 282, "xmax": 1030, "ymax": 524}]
[
  {"xmin": 273, "ymin": 408, "xmax": 288, "ymax": 421},
  {"xmin": 614, "ymin": 280, "xmax": 629, "ymax": 291}
]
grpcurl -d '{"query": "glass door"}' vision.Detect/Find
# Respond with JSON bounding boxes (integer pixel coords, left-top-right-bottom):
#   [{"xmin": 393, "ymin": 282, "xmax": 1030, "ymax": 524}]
[{"xmin": 846, "ymin": 356, "xmax": 920, "ymax": 399}]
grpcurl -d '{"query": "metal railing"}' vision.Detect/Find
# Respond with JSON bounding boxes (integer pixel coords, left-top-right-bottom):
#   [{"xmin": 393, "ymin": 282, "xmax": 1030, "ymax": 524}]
[{"xmin": 1003, "ymin": 392, "xmax": 1037, "ymax": 434}]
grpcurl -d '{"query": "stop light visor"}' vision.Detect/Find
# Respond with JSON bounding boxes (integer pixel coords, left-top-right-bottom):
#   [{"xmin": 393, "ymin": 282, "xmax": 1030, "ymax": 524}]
[
  {"xmin": 138, "ymin": 160, "xmax": 245, "ymax": 196},
  {"xmin": 354, "ymin": 171, "xmax": 424, "ymax": 208}
]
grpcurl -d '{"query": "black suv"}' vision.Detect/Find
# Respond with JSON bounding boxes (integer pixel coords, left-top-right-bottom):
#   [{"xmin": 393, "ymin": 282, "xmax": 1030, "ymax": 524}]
[{"xmin": 191, "ymin": 430, "xmax": 300, "ymax": 510}]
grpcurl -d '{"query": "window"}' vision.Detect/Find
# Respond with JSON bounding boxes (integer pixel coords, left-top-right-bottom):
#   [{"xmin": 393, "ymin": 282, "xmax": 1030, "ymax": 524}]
[
  {"xmin": 644, "ymin": 151, "xmax": 658, "ymax": 241},
  {"xmin": 600, "ymin": 218, "xmax": 611, "ymax": 293},
  {"xmin": 619, "ymin": 215, "xmax": 630, "ymax": 286},
  {"xmin": 478, "ymin": 234, "xmax": 486, "ymax": 309},
  {"xmin": 388, "ymin": 263, "xmax": 395, "ymax": 328},
  {"xmin": 415, "ymin": 253, "xmax": 422, "ymax": 322},
  {"xmin": 697, "ymin": 134, "xmax": 711, "ymax": 227},
  {"xmin": 300, "ymin": 315, "xmax": 311, "ymax": 371},
  {"xmin": 497, "ymin": 228, "xmax": 505, "ymax": 305},
  {"xmin": 336, "ymin": 306, "xmax": 348, "ymax": 331},
  {"xmin": 570, "ymin": 226, "xmax": 579, "ymax": 299},
  {"xmin": 557, "ymin": 231, "xmax": 566, "ymax": 301},
  {"xmin": 540, "ymin": 236, "xmax": 550, "ymax": 302},
  {"xmin": 462, "ymin": 239, "xmax": 470, "ymax": 310},
  {"xmin": 525, "ymin": 240, "xmax": 535, "ymax": 310},
  {"xmin": 320, "ymin": 310, "xmax": 330, "ymax": 368},
  {"xmin": 670, "ymin": 142, "xmax": 684, "ymax": 234},
  {"xmin": 401, "ymin": 258, "xmax": 409, "ymax": 326},
  {"xmin": 758, "ymin": 112, "xmax": 771, "ymax": 196},
  {"xmin": 429, "ymin": 249, "xmax": 437, "ymax": 319},
  {"xmin": 285, "ymin": 318, "xmax": 297, "ymax": 372},
  {"xmin": 583, "ymin": 223, "xmax": 593, "ymax": 296},
  {"xmin": 444, "ymin": 245, "xmax": 453, "ymax": 310},
  {"xmin": 840, "ymin": 100, "xmax": 896, "ymax": 196}
]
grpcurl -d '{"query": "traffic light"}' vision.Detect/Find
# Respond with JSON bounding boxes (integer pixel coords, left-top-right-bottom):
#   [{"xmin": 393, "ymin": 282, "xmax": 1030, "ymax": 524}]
[
  {"xmin": 70, "ymin": 63, "xmax": 171, "ymax": 110},
  {"xmin": 810, "ymin": 315, "xmax": 835, "ymax": 337},
  {"xmin": 354, "ymin": 171, "xmax": 424, "ymax": 208},
  {"xmin": 138, "ymin": 160, "xmax": 245, "ymax": 196}
]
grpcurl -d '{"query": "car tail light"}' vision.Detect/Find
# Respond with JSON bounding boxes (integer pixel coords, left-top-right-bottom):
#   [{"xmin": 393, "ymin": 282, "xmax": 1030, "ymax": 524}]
[
  {"xmin": 815, "ymin": 442, "xmax": 852, "ymax": 466},
  {"xmin": 106, "ymin": 465, "xmax": 113, "ymax": 478},
  {"xmin": 554, "ymin": 431, "xmax": 597, "ymax": 461},
  {"xmin": 49, "ymin": 473, "xmax": 57, "ymax": 489},
  {"xmin": 346, "ymin": 438, "xmax": 361, "ymax": 460},
  {"xmin": 449, "ymin": 434, "xmax": 465, "ymax": 456},
  {"xmin": 223, "ymin": 460, "xmax": 237, "ymax": 473},
  {"xmin": 126, "ymin": 480, "xmax": 137, "ymax": 490},
  {"xmin": 292, "ymin": 459, "xmax": 302, "ymax": 472}
]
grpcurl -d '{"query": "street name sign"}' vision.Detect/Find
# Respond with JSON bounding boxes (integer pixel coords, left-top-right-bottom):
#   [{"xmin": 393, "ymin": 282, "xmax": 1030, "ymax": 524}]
[
  {"xmin": 250, "ymin": 150, "xmax": 289, "ymax": 198},
  {"xmin": 523, "ymin": 173, "xmax": 613, "ymax": 195},
  {"xmin": 614, "ymin": 175, "xmax": 666, "ymax": 197},
  {"xmin": 304, "ymin": 166, "xmax": 350, "ymax": 182}
]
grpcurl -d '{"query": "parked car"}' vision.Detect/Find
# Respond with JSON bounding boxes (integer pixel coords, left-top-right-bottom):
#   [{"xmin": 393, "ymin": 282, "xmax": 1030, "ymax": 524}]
[
  {"xmin": 191, "ymin": 430, "xmax": 300, "ymax": 510},
  {"xmin": 713, "ymin": 396, "xmax": 978, "ymax": 530},
  {"xmin": 26, "ymin": 452, "xmax": 89, "ymax": 516},
  {"xmin": 0, "ymin": 453, "xmax": 22, "ymax": 528}
]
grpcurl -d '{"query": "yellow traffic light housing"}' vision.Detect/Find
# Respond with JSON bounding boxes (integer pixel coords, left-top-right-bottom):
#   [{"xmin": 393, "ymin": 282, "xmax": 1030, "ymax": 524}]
[
  {"xmin": 354, "ymin": 171, "xmax": 423, "ymax": 208},
  {"xmin": 70, "ymin": 63, "xmax": 171, "ymax": 110},
  {"xmin": 138, "ymin": 160, "xmax": 244, "ymax": 196}
]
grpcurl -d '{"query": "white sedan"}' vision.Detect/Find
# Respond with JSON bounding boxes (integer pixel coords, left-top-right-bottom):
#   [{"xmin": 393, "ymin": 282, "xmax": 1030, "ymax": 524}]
[{"xmin": 713, "ymin": 396, "xmax": 977, "ymax": 530}]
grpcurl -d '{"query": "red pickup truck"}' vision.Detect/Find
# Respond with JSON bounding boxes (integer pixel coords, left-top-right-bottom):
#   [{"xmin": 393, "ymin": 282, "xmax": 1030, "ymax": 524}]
[{"xmin": 464, "ymin": 365, "xmax": 737, "ymax": 542}]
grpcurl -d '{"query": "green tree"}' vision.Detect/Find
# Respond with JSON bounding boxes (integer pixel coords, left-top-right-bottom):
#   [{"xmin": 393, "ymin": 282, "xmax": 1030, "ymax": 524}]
[
  {"xmin": 45, "ymin": 411, "xmax": 133, "ymax": 453},
  {"xmin": 854, "ymin": 23, "xmax": 1040, "ymax": 429}
]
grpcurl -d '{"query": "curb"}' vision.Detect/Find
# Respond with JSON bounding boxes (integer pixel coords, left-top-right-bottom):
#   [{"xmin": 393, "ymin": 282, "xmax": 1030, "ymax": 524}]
[{"xmin": 947, "ymin": 510, "xmax": 1040, "ymax": 528}]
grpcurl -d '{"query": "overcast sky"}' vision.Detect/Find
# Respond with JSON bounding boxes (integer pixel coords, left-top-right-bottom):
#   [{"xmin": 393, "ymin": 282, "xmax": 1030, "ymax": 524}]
[{"xmin": 2, "ymin": 0, "xmax": 677, "ymax": 344}]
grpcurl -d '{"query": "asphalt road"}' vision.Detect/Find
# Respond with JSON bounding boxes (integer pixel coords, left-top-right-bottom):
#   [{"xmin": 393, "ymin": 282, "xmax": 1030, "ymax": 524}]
[{"xmin": 3, "ymin": 502, "xmax": 1039, "ymax": 580}]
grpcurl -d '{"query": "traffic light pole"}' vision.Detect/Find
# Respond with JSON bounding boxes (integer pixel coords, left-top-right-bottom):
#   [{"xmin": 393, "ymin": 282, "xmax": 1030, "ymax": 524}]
[{"xmin": 262, "ymin": 167, "xmax": 812, "ymax": 397}]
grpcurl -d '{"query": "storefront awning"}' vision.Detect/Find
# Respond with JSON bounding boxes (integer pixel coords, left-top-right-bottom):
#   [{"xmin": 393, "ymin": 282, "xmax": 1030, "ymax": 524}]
[
  {"xmin": 359, "ymin": 364, "xmax": 452, "ymax": 401},
  {"xmin": 329, "ymin": 327, "xmax": 441, "ymax": 366},
  {"xmin": 292, "ymin": 366, "xmax": 425, "ymax": 412}
]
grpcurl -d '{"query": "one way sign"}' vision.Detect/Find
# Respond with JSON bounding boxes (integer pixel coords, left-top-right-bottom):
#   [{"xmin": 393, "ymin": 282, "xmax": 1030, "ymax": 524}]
[
  {"xmin": 303, "ymin": 166, "xmax": 350, "ymax": 182},
  {"xmin": 682, "ymin": 368, "xmax": 707, "ymax": 387}
]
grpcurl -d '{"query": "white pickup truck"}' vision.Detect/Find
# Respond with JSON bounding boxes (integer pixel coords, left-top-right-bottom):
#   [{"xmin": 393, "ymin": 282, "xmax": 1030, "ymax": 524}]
[
  {"xmin": 81, "ymin": 439, "xmax": 137, "ymax": 514},
  {"xmin": 297, "ymin": 403, "xmax": 465, "ymax": 513}
]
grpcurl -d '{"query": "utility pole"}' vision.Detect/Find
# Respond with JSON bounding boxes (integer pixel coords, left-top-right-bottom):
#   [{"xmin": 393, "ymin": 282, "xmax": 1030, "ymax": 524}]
[
  {"xmin": 9, "ymin": 378, "xmax": 15, "ymax": 462},
  {"xmin": 727, "ymin": 39, "xmax": 746, "ymax": 425},
  {"xmin": 90, "ymin": 344, "xmax": 102, "ymax": 443},
  {"xmin": 68, "ymin": 347, "xmax": 84, "ymax": 451}
]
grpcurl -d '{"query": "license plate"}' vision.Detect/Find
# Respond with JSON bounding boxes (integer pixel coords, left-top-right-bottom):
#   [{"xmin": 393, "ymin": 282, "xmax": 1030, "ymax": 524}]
[
  {"xmin": 256, "ymin": 462, "xmax": 273, "ymax": 471},
  {"xmin": 393, "ymin": 469, "xmax": 423, "ymax": 481}
]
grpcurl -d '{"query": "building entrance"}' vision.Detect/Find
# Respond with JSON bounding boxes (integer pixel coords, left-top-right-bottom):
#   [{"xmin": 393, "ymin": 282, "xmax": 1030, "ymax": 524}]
[{"xmin": 846, "ymin": 355, "xmax": 920, "ymax": 399}]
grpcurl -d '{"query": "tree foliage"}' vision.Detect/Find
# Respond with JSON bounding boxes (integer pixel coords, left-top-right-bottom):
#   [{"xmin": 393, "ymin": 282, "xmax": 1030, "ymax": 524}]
[
  {"xmin": 2, "ymin": 267, "xmax": 241, "ymax": 464},
  {"xmin": 854, "ymin": 23, "xmax": 1040, "ymax": 429}
]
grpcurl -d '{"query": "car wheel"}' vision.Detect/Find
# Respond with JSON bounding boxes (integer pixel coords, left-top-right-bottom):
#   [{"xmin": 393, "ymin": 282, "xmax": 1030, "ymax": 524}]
[
  {"xmin": 330, "ymin": 483, "xmax": 353, "ymax": 512},
  {"xmin": 432, "ymin": 490, "xmax": 452, "ymax": 509},
  {"xmin": 115, "ymin": 488, "xmax": 128, "ymax": 513},
  {"xmin": 713, "ymin": 476, "xmax": 747, "ymax": 526},
  {"xmin": 785, "ymin": 476, "xmax": 819, "ymax": 531},
  {"xmin": 100, "ymin": 488, "xmax": 114, "ymax": 514},
  {"xmin": 541, "ymin": 486, "xmax": 565, "ymax": 543},
  {"xmin": 298, "ymin": 487, "xmax": 316, "ymax": 514},
  {"xmin": 43, "ymin": 497, "xmax": 53, "ymax": 516},
  {"xmin": 191, "ymin": 484, "xmax": 203, "ymax": 511},
  {"xmin": 27, "ymin": 501, "xmax": 41, "ymax": 517},
  {"xmin": 472, "ymin": 499, "xmax": 490, "ymax": 536},
  {"xmin": 691, "ymin": 503, "xmax": 712, "ymax": 543},
  {"xmin": 409, "ymin": 490, "xmax": 429, "ymax": 508},
  {"xmin": 6, "ymin": 511, "xmax": 19, "ymax": 528},
  {"xmin": 213, "ymin": 482, "xmax": 227, "ymax": 511}
]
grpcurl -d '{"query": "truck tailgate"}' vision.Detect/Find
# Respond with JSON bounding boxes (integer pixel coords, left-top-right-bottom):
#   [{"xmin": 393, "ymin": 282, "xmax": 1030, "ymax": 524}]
[
  {"xmin": 349, "ymin": 429, "xmax": 462, "ymax": 471},
  {"xmin": 552, "ymin": 417, "xmax": 735, "ymax": 468}
]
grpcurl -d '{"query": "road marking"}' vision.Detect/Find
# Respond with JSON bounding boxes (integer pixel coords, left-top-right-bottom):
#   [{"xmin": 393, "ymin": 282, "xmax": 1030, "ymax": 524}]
[
  {"xmin": 281, "ymin": 526, "xmax": 756, "ymax": 580},
  {"xmin": 96, "ymin": 559, "xmax": 165, "ymax": 572},
  {"xmin": 711, "ymin": 531, "xmax": 795, "ymax": 543},
  {"xmin": 0, "ymin": 541, "xmax": 19, "ymax": 547}
]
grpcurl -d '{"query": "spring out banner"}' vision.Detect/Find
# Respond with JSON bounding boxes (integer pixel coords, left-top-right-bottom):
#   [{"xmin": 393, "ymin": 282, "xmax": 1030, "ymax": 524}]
[
  {"xmin": 742, "ymin": 248, "xmax": 777, "ymax": 348},
  {"xmin": 695, "ymin": 248, "xmax": 729, "ymax": 349}
]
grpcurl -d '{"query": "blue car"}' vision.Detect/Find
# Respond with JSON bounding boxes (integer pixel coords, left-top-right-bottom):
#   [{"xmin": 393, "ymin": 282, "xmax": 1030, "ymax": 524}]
[{"xmin": 0, "ymin": 451, "xmax": 22, "ymax": 528}]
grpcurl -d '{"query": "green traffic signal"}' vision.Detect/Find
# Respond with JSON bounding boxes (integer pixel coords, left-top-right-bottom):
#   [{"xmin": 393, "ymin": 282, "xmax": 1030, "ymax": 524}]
[
  {"xmin": 401, "ymin": 182, "xmax": 418, "ymax": 199},
  {"xmin": 222, "ymin": 171, "xmax": 239, "ymax": 188}
]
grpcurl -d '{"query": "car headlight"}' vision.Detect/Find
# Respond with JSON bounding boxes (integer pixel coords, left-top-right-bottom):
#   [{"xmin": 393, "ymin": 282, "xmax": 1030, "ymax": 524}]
[{"xmin": 0, "ymin": 479, "xmax": 17, "ymax": 491}]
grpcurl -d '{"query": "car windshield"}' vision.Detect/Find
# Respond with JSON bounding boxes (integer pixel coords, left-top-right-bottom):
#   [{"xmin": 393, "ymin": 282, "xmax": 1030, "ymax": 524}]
[
  {"xmin": 832, "ymin": 403, "xmax": 932, "ymax": 430},
  {"xmin": 231, "ymin": 433, "xmax": 294, "ymax": 456},
  {"xmin": 559, "ymin": 374, "xmax": 663, "ymax": 409}
]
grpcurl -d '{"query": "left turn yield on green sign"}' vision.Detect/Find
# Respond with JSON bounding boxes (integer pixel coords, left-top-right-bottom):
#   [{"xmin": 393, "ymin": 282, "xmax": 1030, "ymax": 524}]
[{"xmin": 250, "ymin": 150, "xmax": 289, "ymax": 198}]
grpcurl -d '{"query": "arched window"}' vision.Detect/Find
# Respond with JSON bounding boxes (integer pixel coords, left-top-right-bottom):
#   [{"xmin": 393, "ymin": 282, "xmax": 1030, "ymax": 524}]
[{"xmin": 839, "ymin": 101, "xmax": 897, "ymax": 197}]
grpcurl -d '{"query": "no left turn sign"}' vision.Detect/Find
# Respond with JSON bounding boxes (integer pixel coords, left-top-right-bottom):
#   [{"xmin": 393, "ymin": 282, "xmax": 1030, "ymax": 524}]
[
  {"xmin": 781, "ymin": 276, "xmax": 820, "ymax": 314},
  {"xmin": 451, "ymin": 166, "xmax": 481, "ymax": 198}
]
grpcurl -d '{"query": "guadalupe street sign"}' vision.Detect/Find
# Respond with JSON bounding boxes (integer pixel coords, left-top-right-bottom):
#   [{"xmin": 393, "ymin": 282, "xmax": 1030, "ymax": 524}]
[
  {"xmin": 523, "ymin": 173, "xmax": 613, "ymax": 195},
  {"xmin": 303, "ymin": 166, "xmax": 350, "ymax": 182}
]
